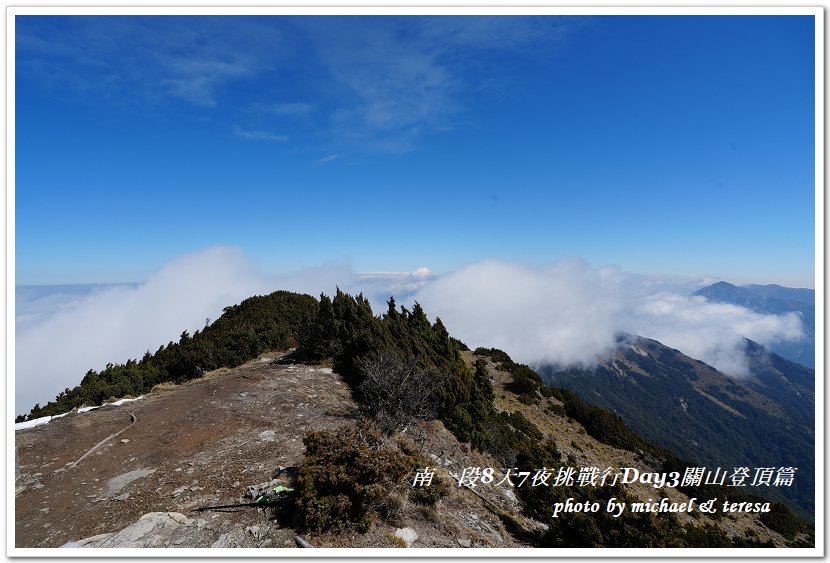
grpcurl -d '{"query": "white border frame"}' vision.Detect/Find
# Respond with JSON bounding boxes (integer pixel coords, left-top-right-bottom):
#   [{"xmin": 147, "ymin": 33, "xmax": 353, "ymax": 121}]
[{"xmin": 5, "ymin": 3, "xmax": 824, "ymax": 559}]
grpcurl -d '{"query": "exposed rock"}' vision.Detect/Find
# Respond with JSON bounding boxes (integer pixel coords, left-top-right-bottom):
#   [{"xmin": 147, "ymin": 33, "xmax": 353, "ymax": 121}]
[
  {"xmin": 394, "ymin": 527, "xmax": 418, "ymax": 547},
  {"xmin": 18, "ymin": 350, "xmax": 793, "ymax": 550},
  {"xmin": 62, "ymin": 511, "xmax": 298, "ymax": 548},
  {"xmin": 68, "ymin": 512, "xmax": 203, "ymax": 548},
  {"xmin": 270, "ymin": 529, "xmax": 296, "ymax": 546},
  {"xmin": 211, "ymin": 528, "xmax": 247, "ymax": 548},
  {"xmin": 246, "ymin": 478, "xmax": 284, "ymax": 499},
  {"xmin": 295, "ymin": 535, "xmax": 314, "ymax": 548},
  {"xmin": 105, "ymin": 468, "xmax": 155, "ymax": 497}
]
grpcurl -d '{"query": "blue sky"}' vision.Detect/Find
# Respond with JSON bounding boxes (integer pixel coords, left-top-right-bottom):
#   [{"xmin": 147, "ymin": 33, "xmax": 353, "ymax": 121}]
[{"xmin": 15, "ymin": 14, "xmax": 816, "ymax": 286}]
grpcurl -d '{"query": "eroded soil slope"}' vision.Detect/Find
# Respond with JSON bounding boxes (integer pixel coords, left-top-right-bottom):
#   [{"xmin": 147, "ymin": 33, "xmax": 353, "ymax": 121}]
[{"xmin": 15, "ymin": 353, "xmax": 357, "ymax": 548}]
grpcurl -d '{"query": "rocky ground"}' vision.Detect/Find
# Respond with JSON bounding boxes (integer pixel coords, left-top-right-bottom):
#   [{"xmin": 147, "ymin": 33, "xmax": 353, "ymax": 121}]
[
  {"xmin": 14, "ymin": 349, "xmax": 794, "ymax": 551},
  {"xmin": 14, "ymin": 351, "xmax": 528, "ymax": 550},
  {"xmin": 15, "ymin": 352, "xmax": 359, "ymax": 549}
]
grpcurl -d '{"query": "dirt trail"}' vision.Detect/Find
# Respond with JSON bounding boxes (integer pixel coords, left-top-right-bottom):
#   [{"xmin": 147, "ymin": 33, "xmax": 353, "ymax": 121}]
[{"xmin": 14, "ymin": 353, "xmax": 358, "ymax": 548}]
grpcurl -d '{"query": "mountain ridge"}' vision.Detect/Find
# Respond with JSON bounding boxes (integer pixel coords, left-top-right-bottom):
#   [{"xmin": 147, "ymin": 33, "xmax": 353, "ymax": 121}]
[
  {"xmin": 15, "ymin": 347, "xmax": 809, "ymax": 549},
  {"xmin": 692, "ymin": 281, "xmax": 815, "ymax": 368},
  {"xmin": 14, "ymin": 289, "xmax": 814, "ymax": 548},
  {"xmin": 538, "ymin": 334, "xmax": 814, "ymax": 519}
]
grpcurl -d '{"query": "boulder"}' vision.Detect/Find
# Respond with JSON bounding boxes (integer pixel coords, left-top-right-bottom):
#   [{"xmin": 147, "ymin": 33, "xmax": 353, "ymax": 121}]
[
  {"xmin": 71, "ymin": 512, "xmax": 190, "ymax": 547},
  {"xmin": 394, "ymin": 527, "xmax": 418, "ymax": 547}
]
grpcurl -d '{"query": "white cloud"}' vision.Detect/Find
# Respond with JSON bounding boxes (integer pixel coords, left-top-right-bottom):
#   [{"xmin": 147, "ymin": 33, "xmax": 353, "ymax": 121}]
[
  {"xmin": 233, "ymin": 125, "xmax": 288, "ymax": 142},
  {"xmin": 17, "ymin": 16, "xmax": 576, "ymax": 151},
  {"xmin": 413, "ymin": 258, "xmax": 625, "ymax": 367},
  {"xmin": 16, "ymin": 251, "xmax": 806, "ymax": 416},
  {"xmin": 16, "ymin": 16, "xmax": 283, "ymax": 107},
  {"xmin": 14, "ymin": 248, "xmax": 431, "ymax": 414},
  {"xmin": 412, "ymin": 258, "xmax": 806, "ymax": 377},
  {"xmin": 162, "ymin": 59, "xmax": 252, "ymax": 107},
  {"xmin": 315, "ymin": 153, "xmax": 341, "ymax": 166},
  {"xmin": 302, "ymin": 16, "xmax": 573, "ymax": 153},
  {"xmin": 269, "ymin": 102, "xmax": 315, "ymax": 117},
  {"xmin": 16, "ymin": 247, "xmax": 267, "ymax": 413},
  {"xmin": 350, "ymin": 268, "xmax": 436, "ymax": 311},
  {"xmin": 627, "ymin": 293, "xmax": 804, "ymax": 377}
]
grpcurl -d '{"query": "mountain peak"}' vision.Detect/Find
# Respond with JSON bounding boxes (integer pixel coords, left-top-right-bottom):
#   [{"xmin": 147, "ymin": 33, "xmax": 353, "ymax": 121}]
[
  {"xmin": 539, "ymin": 332, "xmax": 815, "ymax": 520},
  {"xmin": 706, "ymin": 281, "xmax": 738, "ymax": 289},
  {"xmin": 692, "ymin": 281, "xmax": 814, "ymax": 369},
  {"xmin": 693, "ymin": 281, "xmax": 748, "ymax": 301}
]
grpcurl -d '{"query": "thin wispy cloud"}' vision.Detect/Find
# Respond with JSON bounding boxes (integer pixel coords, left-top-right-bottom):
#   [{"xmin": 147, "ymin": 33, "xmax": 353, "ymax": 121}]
[
  {"xmin": 418, "ymin": 16, "xmax": 577, "ymax": 51},
  {"xmin": 161, "ymin": 58, "xmax": 254, "ymax": 107},
  {"xmin": 233, "ymin": 125, "xmax": 289, "ymax": 142},
  {"xmin": 313, "ymin": 22, "xmax": 462, "ymax": 151},
  {"xmin": 289, "ymin": 16, "xmax": 572, "ymax": 153},
  {"xmin": 17, "ymin": 16, "xmax": 575, "ymax": 153},
  {"xmin": 315, "ymin": 153, "xmax": 340, "ymax": 166},
  {"xmin": 16, "ymin": 16, "xmax": 283, "ymax": 107},
  {"xmin": 269, "ymin": 102, "xmax": 315, "ymax": 117}
]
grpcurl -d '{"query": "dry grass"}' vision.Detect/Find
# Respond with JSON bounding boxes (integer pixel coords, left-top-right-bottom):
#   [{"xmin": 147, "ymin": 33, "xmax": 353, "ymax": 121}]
[
  {"xmin": 149, "ymin": 382, "xmax": 178, "ymax": 394},
  {"xmin": 385, "ymin": 533, "xmax": 408, "ymax": 548}
]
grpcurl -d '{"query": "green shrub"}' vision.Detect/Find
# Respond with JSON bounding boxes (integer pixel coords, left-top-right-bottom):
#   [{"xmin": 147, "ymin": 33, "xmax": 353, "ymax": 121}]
[
  {"xmin": 295, "ymin": 420, "xmax": 446, "ymax": 533},
  {"xmin": 296, "ymin": 421, "xmax": 409, "ymax": 532},
  {"xmin": 504, "ymin": 363, "xmax": 545, "ymax": 396},
  {"xmin": 408, "ymin": 472, "xmax": 450, "ymax": 506},
  {"xmin": 23, "ymin": 291, "xmax": 317, "ymax": 419},
  {"xmin": 546, "ymin": 401, "xmax": 566, "ymax": 417},
  {"xmin": 760, "ymin": 502, "xmax": 810, "ymax": 540},
  {"xmin": 499, "ymin": 410, "xmax": 543, "ymax": 441},
  {"xmin": 472, "ymin": 347, "xmax": 512, "ymax": 364}
]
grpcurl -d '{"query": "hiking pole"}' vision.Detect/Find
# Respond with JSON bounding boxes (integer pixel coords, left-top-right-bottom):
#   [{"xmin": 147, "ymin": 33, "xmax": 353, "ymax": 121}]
[
  {"xmin": 193, "ymin": 500, "xmax": 271, "ymax": 512},
  {"xmin": 193, "ymin": 488, "xmax": 293, "ymax": 512}
]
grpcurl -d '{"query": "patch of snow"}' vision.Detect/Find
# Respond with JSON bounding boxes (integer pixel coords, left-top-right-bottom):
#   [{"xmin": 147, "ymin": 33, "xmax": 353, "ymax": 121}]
[
  {"xmin": 108, "ymin": 396, "xmax": 144, "ymax": 407},
  {"xmin": 14, "ymin": 416, "xmax": 52, "ymax": 430},
  {"xmin": 15, "ymin": 395, "xmax": 145, "ymax": 431}
]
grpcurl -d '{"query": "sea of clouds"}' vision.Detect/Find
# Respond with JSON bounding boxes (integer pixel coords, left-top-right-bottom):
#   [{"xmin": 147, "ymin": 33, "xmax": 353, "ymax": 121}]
[
  {"xmin": 14, "ymin": 246, "xmax": 806, "ymax": 415},
  {"xmin": 413, "ymin": 258, "xmax": 805, "ymax": 377}
]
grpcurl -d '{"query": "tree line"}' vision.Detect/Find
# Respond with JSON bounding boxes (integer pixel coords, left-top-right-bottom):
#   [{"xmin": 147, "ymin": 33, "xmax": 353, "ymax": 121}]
[{"xmin": 17, "ymin": 291, "xmax": 316, "ymax": 421}]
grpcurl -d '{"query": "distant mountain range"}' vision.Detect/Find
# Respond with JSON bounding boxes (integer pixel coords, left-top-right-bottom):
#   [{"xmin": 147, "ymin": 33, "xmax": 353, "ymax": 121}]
[
  {"xmin": 538, "ymin": 333, "xmax": 814, "ymax": 519},
  {"xmin": 693, "ymin": 281, "xmax": 815, "ymax": 368}
]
